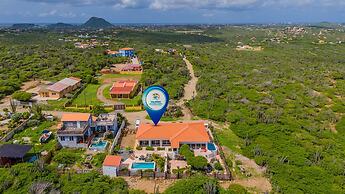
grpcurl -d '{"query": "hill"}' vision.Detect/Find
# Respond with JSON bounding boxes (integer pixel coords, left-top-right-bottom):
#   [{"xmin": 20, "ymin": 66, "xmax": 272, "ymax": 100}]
[
  {"xmin": 81, "ymin": 17, "xmax": 113, "ymax": 29},
  {"xmin": 11, "ymin": 23, "xmax": 36, "ymax": 29},
  {"xmin": 48, "ymin": 22, "xmax": 74, "ymax": 29}
]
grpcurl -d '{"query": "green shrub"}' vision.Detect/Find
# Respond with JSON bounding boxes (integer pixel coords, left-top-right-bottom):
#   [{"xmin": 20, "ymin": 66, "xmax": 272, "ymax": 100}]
[
  {"xmin": 22, "ymin": 112, "xmax": 30, "ymax": 119},
  {"xmin": 165, "ymin": 175, "xmax": 219, "ymax": 194},
  {"xmin": 226, "ymin": 184, "xmax": 249, "ymax": 194},
  {"xmin": 146, "ymin": 146, "xmax": 154, "ymax": 151},
  {"xmin": 179, "ymin": 144, "xmax": 194, "ymax": 159},
  {"xmin": 26, "ymin": 119, "xmax": 40, "ymax": 127},
  {"xmin": 53, "ymin": 149, "xmax": 81, "ymax": 165},
  {"xmin": 188, "ymin": 156, "xmax": 208, "ymax": 170},
  {"xmin": 214, "ymin": 162, "xmax": 223, "ymax": 171},
  {"xmin": 136, "ymin": 146, "xmax": 142, "ymax": 150},
  {"xmin": 12, "ymin": 91, "xmax": 32, "ymax": 102}
]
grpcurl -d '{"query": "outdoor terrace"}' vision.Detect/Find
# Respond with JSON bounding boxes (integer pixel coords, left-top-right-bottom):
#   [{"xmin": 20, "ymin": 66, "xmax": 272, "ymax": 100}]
[{"xmin": 57, "ymin": 124, "xmax": 89, "ymax": 135}]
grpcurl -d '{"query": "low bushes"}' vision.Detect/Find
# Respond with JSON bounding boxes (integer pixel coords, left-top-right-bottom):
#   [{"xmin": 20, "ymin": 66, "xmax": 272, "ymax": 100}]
[{"xmin": 179, "ymin": 144, "xmax": 207, "ymax": 170}]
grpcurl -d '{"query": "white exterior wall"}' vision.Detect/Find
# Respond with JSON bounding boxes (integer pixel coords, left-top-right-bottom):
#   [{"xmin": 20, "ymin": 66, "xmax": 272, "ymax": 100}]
[
  {"xmin": 103, "ymin": 166, "xmax": 118, "ymax": 177},
  {"xmin": 58, "ymin": 137, "xmax": 88, "ymax": 148}
]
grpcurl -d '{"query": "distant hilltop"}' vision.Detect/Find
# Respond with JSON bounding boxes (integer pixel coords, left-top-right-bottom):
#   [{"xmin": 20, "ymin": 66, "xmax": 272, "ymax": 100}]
[
  {"xmin": 48, "ymin": 22, "xmax": 74, "ymax": 29},
  {"xmin": 10, "ymin": 17, "xmax": 113, "ymax": 30},
  {"xmin": 81, "ymin": 17, "xmax": 113, "ymax": 29},
  {"xmin": 11, "ymin": 23, "xmax": 37, "ymax": 29}
]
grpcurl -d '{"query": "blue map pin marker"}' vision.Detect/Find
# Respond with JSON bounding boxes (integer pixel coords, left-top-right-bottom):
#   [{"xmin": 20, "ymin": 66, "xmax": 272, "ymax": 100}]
[{"xmin": 142, "ymin": 86, "xmax": 169, "ymax": 126}]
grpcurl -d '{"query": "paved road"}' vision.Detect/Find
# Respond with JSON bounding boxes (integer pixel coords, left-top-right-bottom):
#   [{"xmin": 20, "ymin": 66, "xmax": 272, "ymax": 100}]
[{"xmin": 176, "ymin": 57, "xmax": 198, "ymax": 120}]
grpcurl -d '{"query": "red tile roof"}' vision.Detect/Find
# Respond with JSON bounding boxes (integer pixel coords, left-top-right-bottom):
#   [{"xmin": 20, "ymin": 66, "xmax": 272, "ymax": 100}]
[
  {"xmin": 61, "ymin": 113, "xmax": 91, "ymax": 122},
  {"xmin": 121, "ymin": 64, "xmax": 142, "ymax": 71},
  {"xmin": 119, "ymin": 48, "xmax": 134, "ymax": 51},
  {"xmin": 106, "ymin": 50, "xmax": 119, "ymax": 55},
  {"xmin": 136, "ymin": 122, "xmax": 210, "ymax": 148},
  {"xmin": 103, "ymin": 155, "xmax": 121, "ymax": 167},
  {"xmin": 110, "ymin": 80, "xmax": 138, "ymax": 95}
]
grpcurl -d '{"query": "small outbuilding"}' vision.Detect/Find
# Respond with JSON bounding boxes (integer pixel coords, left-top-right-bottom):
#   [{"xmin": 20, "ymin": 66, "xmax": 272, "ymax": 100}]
[
  {"xmin": 102, "ymin": 155, "xmax": 122, "ymax": 177},
  {"xmin": 0, "ymin": 144, "xmax": 32, "ymax": 166}
]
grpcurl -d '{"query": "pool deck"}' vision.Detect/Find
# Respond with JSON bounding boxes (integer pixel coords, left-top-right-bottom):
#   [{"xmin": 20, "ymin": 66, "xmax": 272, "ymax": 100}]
[{"xmin": 89, "ymin": 140, "xmax": 109, "ymax": 151}]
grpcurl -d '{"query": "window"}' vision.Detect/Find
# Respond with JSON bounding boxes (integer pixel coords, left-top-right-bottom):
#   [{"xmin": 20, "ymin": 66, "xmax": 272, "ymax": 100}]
[
  {"xmin": 151, "ymin": 140, "xmax": 160, "ymax": 146},
  {"xmin": 52, "ymin": 93, "xmax": 56, "ymax": 95},
  {"xmin": 60, "ymin": 136, "xmax": 65, "ymax": 141},
  {"xmin": 162, "ymin": 140, "xmax": 171, "ymax": 146},
  {"xmin": 140, "ymin": 141, "xmax": 149, "ymax": 146},
  {"xmin": 191, "ymin": 144, "xmax": 196, "ymax": 149},
  {"xmin": 69, "ymin": 136, "xmax": 74, "ymax": 141}
]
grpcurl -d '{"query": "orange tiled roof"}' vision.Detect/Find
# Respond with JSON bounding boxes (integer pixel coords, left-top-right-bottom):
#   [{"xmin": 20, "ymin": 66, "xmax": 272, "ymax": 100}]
[
  {"xmin": 103, "ymin": 155, "xmax": 121, "ymax": 167},
  {"xmin": 107, "ymin": 50, "xmax": 119, "ymax": 55},
  {"xmin": 119, "ymin": 47, "xmax": 134, "ymax": 51},
  {"xmin": 61, "ymin": 113, "xmax": 91, "ymax": 122},
  {"xmin": 136, "ymin": 122, "xmax": 210, "ymax": 148},
  {"xmin": 110, "ymin": 80, "xmax": 138, "ymax": 95}
]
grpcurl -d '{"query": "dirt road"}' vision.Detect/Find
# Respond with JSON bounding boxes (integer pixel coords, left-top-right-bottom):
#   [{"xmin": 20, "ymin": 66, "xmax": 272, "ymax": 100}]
[
  {"xmin": 97, "ymin": 84, "xmax": 116, "ymax": 105},
  {"xmin": 176, "ymin": 57, "xmax": 198, "ymax": 120}
]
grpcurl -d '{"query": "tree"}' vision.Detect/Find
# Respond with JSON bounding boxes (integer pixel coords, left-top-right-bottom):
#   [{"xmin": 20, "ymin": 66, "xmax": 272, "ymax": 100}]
[
  {"xmin": 30, "ymin": 105, "xmax": 43, "ymax": 121},
  {"xmin": 179, "ymin": 144, "xmax": 193, "ymax": 159},
  {"xmin": 164, "ymin": 175, "xmax": 219, "ymax": 194},
  {"xmin": 214, "ymin": 162, "xmax": 223, "ymax": 171},
  {"xmin": 91, "ymin": 105, "xmax": 106, "ymax": 116},
  {"xmin": 179, "ymin": 145, "xmax": 207, "ymax": 170},
  {"xmin": 223, "ymin": 184, "xmax": 249, "ymax": 194},
  {"xmin": 188, "ymin": 156, "xmax": 208, "ymax": 170},
  {"xmin": 12, "ymin": 91, "xmax": 32, "ymax": 102}
]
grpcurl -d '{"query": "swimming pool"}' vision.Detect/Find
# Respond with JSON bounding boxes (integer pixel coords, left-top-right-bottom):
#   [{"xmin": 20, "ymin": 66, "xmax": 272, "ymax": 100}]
[
  {"xmin": 28, "ymin": 155, "xmax": 38, "ymax": 163},
  {"xmin": 131, "ymin": 162, "xmax": 155, "ymax": 170},
  {"xmin": 89, "ymin": 140, "xmax": 108, "ymax": 151},
  {"xmin": 207, "ymin": 143, "xmax": 217, "ymax": 151}
]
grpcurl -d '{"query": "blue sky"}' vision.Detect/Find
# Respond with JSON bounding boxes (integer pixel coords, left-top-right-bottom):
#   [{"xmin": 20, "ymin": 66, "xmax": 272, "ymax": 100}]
[{"xmin": 1, "ymin": 0, "xmax": 345, "ymax": 24}]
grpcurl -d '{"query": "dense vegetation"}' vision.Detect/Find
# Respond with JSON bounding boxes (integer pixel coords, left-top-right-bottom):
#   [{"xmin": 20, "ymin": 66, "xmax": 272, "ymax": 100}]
[
  {"xmin": 3, "ymin": 25, "xmax": 345, "ymax": 193},
  {"xmin": 0, "ymin": 31, "xmax": 112, "ymax": 99},
  {"xmin": 187, "ymin": 27, "xmax": 345, "ymax": 193},
  {"xmin": 164, "ymin": 175, "xmax": 248, "ymax": 194},
  {"xmin": 179, "ymin": 144, "xmax": 208, "ymax": 170},
  {"xmin": 0, "ymin": 163, "xmax": 133, "ymax": 193},
  {"xmin": 140, "ymin": 50, "xmax": 189, "ymax": 99},
  {"xmin": 0, "ymin": 30, "xmax": 195, "ymax": 101}
]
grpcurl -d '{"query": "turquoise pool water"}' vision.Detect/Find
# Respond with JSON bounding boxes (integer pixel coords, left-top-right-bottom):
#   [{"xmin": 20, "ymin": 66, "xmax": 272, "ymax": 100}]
[
  {"xmin": 131, "ymin": 162, "xmax": 155, "ymax": 170},
  {"xmin": 207, "ymin": 143, "xmax": 217, "ymax": 151},
  {"xmin": 89, "ymin": 140, "xmax": 108, "ymax": 150}
]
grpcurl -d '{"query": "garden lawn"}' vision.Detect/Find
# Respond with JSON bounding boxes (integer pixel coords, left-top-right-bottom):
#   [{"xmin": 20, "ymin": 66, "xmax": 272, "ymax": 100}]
[
  {"xmin": 71, "ymin": 84, "xmax": 102, "ymax": 106},
  {"xmin": 11, "ymin": 121, "xmax": 57, "ymax": 153},
  {"xmin": 46, "ymin": 98, "xmax": 69, "ymax": 110},
  {"xmin": 118, "ymin": 95, "xmax": 142, "ymax": 106},
  {"xmin": 103, "ymin": 85, "xmax": 111, "ymax": 99}
]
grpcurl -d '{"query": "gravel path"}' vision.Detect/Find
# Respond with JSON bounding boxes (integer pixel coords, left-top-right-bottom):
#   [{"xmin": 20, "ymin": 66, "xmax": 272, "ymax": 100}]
[
  {"xmin": 176, "ymin": 57, "xmax": 198, "ymax": 120},
  {"xmin": 97, "ymin": 84, "xmax": 116, "ymax": 105}
]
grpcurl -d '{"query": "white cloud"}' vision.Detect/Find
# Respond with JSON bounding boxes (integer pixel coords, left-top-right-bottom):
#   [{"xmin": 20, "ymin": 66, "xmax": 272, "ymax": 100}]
[
  {"xmin": 39, "ymin": 10, "xmax": 57, "ymax": 17},
  {"xmin": 24, "ymin": 0, "xmax": 345, "ymax": 10},
  {"xmin": 39, "ymin": 9, "xmax": 77, "ymax": 18}
]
